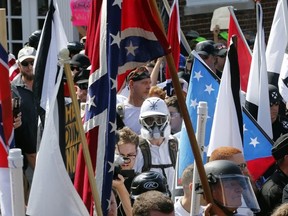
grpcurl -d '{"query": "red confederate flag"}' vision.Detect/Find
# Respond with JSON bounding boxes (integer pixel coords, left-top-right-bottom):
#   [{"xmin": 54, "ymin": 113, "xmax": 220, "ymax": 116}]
[
  {"xmin": 0, "ymin": 43, "xmax": 14, "ymax": 216},
  {"xmin": 74, "ymin": 0, "xmax": 170, "ymax": 215}
]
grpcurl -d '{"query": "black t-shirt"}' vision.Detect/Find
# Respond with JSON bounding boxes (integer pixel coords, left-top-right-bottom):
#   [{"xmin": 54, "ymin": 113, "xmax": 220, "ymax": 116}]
[{"xmin": 14, "ymin": 86, "xmax": 38, "ymax": 169}]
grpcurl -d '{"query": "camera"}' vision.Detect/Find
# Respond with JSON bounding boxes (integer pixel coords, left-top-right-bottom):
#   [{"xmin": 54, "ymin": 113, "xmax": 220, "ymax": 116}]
[
  {"xmin": 113, "ymin": 154, "xmax": 135, "ymax": 180},
  {"xmin": 12, "ymin": 97, "xmax": 21, "ymax": 118}
]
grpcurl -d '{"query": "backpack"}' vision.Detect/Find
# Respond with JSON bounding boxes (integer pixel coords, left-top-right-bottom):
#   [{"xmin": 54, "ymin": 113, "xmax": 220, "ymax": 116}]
[
  {"xmin": 139, "ymin": 136, "xmax": 178, "ymax": 172},
  {"xmin": 116, "ymin": 103, "xmax": 125, "ymax": 130}
]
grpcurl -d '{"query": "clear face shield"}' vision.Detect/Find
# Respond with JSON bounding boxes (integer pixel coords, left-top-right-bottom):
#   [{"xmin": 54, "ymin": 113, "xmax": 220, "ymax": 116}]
[{"xmin": 211, "ymin": 174, "xmax": 260, "ymax": 213}]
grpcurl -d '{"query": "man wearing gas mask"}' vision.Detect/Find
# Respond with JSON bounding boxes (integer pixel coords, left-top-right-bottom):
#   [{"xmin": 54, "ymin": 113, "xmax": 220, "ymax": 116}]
[{"xmin": 133, "ymin": 97, "xmax": 178, "ymax": 190}]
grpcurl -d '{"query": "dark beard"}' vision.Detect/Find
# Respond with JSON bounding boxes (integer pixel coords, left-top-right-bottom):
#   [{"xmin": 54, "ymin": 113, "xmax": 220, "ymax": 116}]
[{"xmin": 22, "ymin": 73, "xmax": 34, "ymax": 81}]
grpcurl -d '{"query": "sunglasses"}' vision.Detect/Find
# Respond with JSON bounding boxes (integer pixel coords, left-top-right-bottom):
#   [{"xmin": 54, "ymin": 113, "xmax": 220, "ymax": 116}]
[
  {"xmin": 21, "ymin": 60, "xmax": 34, "ymax": 67},
  {"xmin": 70, "ymin": 66, "xmax": 81, "ymax": 71},
  {"xmin": 78, "ymin": 83, "xmax": 88, "ymax": 90}
]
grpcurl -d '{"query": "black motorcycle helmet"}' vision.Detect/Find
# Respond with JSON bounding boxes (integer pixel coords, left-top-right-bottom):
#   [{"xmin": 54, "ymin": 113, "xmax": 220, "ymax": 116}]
[
  {"xmin": 29, "ymin": 30, "xmax": 42, "ymax": 50},
  {"xmin": 67, "ymin": 41, "xmax": 84, "ymax": 57},
  {"xmin": 130, "ymin": 171, "xmax": 171, "ymax": 200}
]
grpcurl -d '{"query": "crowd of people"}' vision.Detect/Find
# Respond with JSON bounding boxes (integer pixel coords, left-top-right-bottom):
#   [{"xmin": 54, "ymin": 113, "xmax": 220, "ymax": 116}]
[{"xmin": 4, "ymin": 24, "xmax": 288, "ymax": 216}]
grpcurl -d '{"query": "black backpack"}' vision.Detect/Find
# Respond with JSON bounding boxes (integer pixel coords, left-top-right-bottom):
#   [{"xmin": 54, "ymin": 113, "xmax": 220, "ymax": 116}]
[{"xmin": 139, "ymin": 136, "xmax": 178, "ymax": 172}]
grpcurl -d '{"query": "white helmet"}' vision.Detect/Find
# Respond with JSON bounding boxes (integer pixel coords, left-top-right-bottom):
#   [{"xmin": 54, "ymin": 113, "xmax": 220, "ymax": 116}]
[{"xmin": 139, "ymin": 97, "xmax": 171, "ymax": 139}]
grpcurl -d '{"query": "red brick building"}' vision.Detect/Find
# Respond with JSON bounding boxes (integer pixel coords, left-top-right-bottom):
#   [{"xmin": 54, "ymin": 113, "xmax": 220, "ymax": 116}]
[{"xmin": 163, "ymin": 0, "xmax": 278, "ymax": 46}]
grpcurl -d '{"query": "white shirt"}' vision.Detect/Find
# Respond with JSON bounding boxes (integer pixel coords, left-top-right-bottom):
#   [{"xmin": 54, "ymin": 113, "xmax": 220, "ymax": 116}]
[
  {"xmin": 122, "ymin": 100, "xmax": 141, "ymax": 135},
  {"xmin": 133, "ymin": 138, "xmax": 175, "ymax": 191},
  {"xmin": 174, "ymin": 198, "xmax": 190, "ymax": 216}
]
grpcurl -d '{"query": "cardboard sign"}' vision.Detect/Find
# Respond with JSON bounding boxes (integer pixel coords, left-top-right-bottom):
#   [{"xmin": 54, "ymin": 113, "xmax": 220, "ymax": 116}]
[
  {"xmin": 70, "ymin": 0, "xmax": 91, "ymax": 26},
  {"xmin": 65, "ymin": 102, "xmax": 81, "ymax": 177},
  {"xmin": 210, "ymin": 6, "xmax": 230, "ymax": 31}
]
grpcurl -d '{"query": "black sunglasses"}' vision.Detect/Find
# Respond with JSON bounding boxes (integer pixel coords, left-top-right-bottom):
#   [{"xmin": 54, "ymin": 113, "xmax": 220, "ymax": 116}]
[
  {"xmin": 78, "ymin": 83, "xmax": 88, "ymax": 90},
  {"xmin": 21, "ymin": 60, "xmax": 34, "ymax": 67}
]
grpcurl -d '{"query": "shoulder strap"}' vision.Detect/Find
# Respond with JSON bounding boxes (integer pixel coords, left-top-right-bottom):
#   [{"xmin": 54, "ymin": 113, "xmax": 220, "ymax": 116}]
[
  {"xmin": 168, "ymin": 136, "xmax": 178, "ymax": 169},
  {"xmin": 116, "ymin": 103, "xmax": 125, "ymax": 130},
  {"xmin": 116, "ymin": 103, "xmax": 125, "ymax": 119},
  {"xmin": 139, "ymin": 138, "xmax": 152, "ymax": 172}
]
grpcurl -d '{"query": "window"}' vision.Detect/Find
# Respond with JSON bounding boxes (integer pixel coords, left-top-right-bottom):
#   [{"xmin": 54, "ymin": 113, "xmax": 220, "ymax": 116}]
[{"xmin": 2, "ymin": 0, "xmax": 48, "ymax": 56}]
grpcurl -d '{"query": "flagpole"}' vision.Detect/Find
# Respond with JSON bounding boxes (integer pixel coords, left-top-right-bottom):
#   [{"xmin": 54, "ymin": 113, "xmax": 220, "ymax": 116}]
[
  {"xmin": 0, "ymin": 9, "xmax": 7, "ymax": 51},
  {"xmin": 161, "ymin": 0, "xmax": 192, "ymax": 55},
  {"xmin": 191, "ymin": 102, "xmax": 207, "ymax": 216},
  {"xmin": 149, "ymin": 1, "xmax": 225, "ymax": 214},
  {"xmin": 256, "ymin": 1, "xmax": 261, "ymax": 86},
  {"xmin": 60, "ymin": 49, "xmax": 103, "ymax": 216}
]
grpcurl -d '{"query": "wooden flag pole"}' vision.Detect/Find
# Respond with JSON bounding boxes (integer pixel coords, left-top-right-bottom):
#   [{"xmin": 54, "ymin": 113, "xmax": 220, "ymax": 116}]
[
  {"xmin": 0, "ymin": 9, "xmax": 7, "ymax": 51},
  {"xmin": 60, "ymin": 49, "xmax": 103, "ymax": 216},
  {"xmin": 149, "ymin": 1, "xmax": 225, "ymax": 215}
]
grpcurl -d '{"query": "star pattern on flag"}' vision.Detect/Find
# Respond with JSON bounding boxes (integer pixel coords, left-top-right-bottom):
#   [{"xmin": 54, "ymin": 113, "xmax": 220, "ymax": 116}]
[
  {"xmin": 87, "ymin": 95, "xmax": 96, "ymax": 111},
  {"xmin": 125, "ymin": 41, "xmax": 138, "ymax": 56},
  {"xmin": 250, "ymin": 137, "xmax": 260, "ymax": 148},
  {"xmin": 243, "ymin": 124, "xmax": 248, "ymax": 132},
  {"xmin": 109, "ymin": 121, "xmax": 117, "ymax": 133},
  {"xmin": 193, "ymin": 70, "xmax": 203, "ymax": 81},
  {"xmin": 190, "ymin": 99, "xmax": 198, "ymax": 109},
  {"xmin": 204, "ymin": 84, "xmax": 215, "ymax": 94},
  {"xmin": 110, "ymin": 78, "xmax": 117, "ymax": 90},
  {"xmin": 112, "ymin": 0, "xmax": 122, "ymax": 9},
  {"xmin": 106, "ymin": 199, "xmax": 111, "ymax": 211},
  {"xmin": 178, "ymin": 54, "xmax": 274, "ymax": 182},
  {"xmin": 110, "ymin": 32, "xmax": 121, "ymax": 48},
  {"xmin": 108, "ymin": 160, "xmax": 116, "ymax": 173}
]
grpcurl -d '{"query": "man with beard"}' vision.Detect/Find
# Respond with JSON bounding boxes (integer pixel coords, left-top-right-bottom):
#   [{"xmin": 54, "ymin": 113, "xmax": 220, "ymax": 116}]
[{"xmin": 11, "ymin": 46, "xmax": 38, "ymax": 203}]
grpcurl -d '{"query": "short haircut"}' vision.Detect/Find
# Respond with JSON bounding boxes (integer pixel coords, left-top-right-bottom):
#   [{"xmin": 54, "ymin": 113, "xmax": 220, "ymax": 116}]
[
  {"xmin": 209, "ymin": 146, "xmax": 242, "ymax": 161},
  {"xmin": 181, "ymin": 164, "xmax": 194, "ymax": 187},
  {"xmin": 271, "ymin": 203, "xmax": 288, "ymax": 216},
  {"xmin": 165, "ymin": 95, "xmax": 180, "ymax": 113},
  {"xmin": 148, "ymin": 86, "xmax": 166, "ymax": 100},
  {"xmin": 181, "ymin": 164, "xmax": 194, "ymax": 196},
  {"xmin": 116, "ymin": 127, "xmax": 139, "ymax": 147},
  {"xmin": 132, "ymin": 191, "xmax": 174, "ymax": 216}
]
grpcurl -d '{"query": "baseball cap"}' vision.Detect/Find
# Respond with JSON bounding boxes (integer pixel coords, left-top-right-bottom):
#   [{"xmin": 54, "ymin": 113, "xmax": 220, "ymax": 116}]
[
  {"xmin": 214, "ymin": 43, "xmax": 227, "ymax": 57},
  {"xmin": 219, "ymin": 31, "xmax": 228, "ymax": 41},
  {"xmin": 195, "ymin": 41, "xmax": 217, "ymax": 56},
  {"xmin": 18, "ymin": 46, "xmax": 36, "ymax": 63},
  {"xmin": 272, "ymin": 134, "xmax": 288, "ymax": 160},
  {"xmin": 127, "ymin": 66, "xmax": 150, "ymax": 82}
]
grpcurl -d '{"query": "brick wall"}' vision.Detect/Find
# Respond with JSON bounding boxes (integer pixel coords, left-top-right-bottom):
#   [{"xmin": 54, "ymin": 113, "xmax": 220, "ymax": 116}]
[{"xmin": 160, "ymin": 0, "xmax": 278, "ymax": 43}]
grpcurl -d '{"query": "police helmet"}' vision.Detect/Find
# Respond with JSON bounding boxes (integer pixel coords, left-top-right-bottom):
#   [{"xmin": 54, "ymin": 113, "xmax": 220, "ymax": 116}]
[
  {"xmin": 29, "ymin": 30, "xmax": 42, "ymax": 50},
  {"xmin": 204, "ymin": 160, "xmax": 242, "ymax": 184},
  {"xmin": 130, "ymin": 171, "xmax": 171, "ymax": 200},
  {"xmin": 203, "ymin": 160, "xmax": 260, "ymax": 213}
]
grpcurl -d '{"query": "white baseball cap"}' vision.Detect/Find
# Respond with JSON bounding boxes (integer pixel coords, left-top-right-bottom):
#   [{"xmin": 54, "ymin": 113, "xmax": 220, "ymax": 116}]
[{"xmin": 17, "ymin": 46, "xmax": 36, "ymax": 63}]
